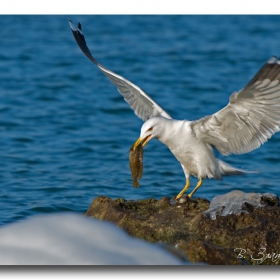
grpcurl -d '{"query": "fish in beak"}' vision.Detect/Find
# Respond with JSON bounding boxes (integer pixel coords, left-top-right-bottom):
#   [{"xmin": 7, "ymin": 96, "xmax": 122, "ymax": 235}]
[{"xmin": 132, "ymin": 135, "xmax": 152, "ymax": 151}]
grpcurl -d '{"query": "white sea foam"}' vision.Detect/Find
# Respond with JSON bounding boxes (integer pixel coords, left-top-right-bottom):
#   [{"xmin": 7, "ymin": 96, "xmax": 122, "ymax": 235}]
[
  {"xmin": 203, "ymin": 190, "xmax": 277, "ymax": 220},
  {"xmin": 0, "ymin": 213, "xmax": 188, "ymax": 265}
]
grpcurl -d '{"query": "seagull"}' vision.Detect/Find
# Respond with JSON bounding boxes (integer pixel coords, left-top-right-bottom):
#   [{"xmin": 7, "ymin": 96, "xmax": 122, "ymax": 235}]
[{"xmin": 69, "ymin": 19, "xmax": 280, "ymax": 199}]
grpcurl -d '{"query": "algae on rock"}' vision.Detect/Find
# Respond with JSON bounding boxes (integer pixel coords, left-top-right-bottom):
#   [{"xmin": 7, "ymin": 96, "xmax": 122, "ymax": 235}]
[{"xmin": 85, "ymin": 192, "xmax": 280, "ymax": 265}]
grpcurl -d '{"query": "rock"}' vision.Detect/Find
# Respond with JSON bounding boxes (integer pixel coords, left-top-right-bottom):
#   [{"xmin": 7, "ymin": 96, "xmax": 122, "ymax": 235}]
[
  {"xmin": 203, "ymin": 190, "xmax": 278, "ymax": 220},
  {"xmin": 85, "ymin": 192, "xmax": 280, "ymax": 265}
]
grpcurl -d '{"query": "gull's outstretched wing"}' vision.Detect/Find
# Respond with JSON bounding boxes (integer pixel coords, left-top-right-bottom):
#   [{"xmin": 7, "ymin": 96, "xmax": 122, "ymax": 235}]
[
  {"xmin": 192, "ymin": 57, "xmax": 280, "ymax": 156},
  {"xmin": 68, "ymin": 19, "xmax": 172, "ymax": 122}
]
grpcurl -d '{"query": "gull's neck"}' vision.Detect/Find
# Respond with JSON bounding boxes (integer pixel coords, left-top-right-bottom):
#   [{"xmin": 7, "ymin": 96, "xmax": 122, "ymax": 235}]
[{"xmin": 155, "ymin": 118, "xmax": 186, "ymax": 147}]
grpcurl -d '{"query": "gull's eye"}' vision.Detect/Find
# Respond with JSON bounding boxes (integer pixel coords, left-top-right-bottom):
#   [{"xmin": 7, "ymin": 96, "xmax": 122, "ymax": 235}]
[{"xmin": 148, "ymin": 127, "xmax": 153, "ymax": 132}]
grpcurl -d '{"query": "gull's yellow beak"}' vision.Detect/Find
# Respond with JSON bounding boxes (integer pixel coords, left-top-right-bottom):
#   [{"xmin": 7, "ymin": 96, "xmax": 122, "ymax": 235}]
[{"xmin": 132, "ymin": 135, "xmax": 152, "ymax": 151}]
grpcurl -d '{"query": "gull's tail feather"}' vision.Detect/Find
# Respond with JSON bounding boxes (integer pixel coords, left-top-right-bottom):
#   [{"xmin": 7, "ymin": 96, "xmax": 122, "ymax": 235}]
[{"xmin": 218, "ymin": 159, "xmax": 258, "ymax": 176}]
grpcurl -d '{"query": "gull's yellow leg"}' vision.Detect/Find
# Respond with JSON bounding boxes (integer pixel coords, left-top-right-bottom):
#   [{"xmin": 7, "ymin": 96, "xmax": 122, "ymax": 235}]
[
  {"xmin": 187, "ymin": 177, "xmax": 203, "ymax": 198},
  {"xmin": 176, "ymin": 178, "xmax": 190, "ymax": 200}
]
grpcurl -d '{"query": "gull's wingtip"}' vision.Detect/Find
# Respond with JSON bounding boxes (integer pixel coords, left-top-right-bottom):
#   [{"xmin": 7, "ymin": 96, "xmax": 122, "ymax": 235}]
[
  {"xmin": 68, "ymin": 19, "xmax": 98, "ymax": 65},
  {"xmin": 68, "ymin": 18, "xmax": 76, "ymax": 31},
  {"xmin": 68, "ymin": 19, "xmax": 83, "ymax": 35}
]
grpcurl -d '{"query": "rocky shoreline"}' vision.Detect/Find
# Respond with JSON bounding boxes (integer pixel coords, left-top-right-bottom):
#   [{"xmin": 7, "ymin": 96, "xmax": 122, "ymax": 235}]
[{"xmin": 85, "ymin": 192, "xmax": 280, "ymax": 265}]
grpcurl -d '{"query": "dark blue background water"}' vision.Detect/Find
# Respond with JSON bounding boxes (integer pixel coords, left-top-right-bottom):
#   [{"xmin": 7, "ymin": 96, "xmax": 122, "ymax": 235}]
[{"xmin": 1, "ymin": 15, "xmax": 280, "ymax": 225}]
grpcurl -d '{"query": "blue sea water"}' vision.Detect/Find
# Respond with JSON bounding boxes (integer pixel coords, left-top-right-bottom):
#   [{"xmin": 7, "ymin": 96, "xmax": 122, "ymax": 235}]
[{"xmin": 1, "ymin": 15, "xmax": 280, "ymax": 225}]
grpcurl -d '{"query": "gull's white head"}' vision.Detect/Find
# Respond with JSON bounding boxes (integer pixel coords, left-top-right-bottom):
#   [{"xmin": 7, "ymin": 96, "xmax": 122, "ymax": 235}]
[{"xmin": 132, "ymin": 117, "xmax": 166, "ymax": 150}]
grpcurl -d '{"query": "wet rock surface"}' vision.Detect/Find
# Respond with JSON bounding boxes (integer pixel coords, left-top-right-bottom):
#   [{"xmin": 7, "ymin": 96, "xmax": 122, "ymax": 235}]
[{"xmin": 85, "ymin": 193, "xmax": 280, "ymax": 265}]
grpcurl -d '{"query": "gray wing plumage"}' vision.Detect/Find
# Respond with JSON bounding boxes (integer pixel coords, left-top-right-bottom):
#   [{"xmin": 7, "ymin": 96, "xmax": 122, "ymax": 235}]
[
  {"xmin": 192, "ymin": 56, "xmax": 280, "ymax": 156},
  {"xmin": 68, "ymin": 19, "xmax": 172, "ymax": 122}
]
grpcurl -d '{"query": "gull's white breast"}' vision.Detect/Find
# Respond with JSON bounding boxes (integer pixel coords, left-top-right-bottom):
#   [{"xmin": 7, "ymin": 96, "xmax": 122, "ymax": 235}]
[{"xmin": 156, "ymin": 119, "xmax": 220, "ymax": 179}]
